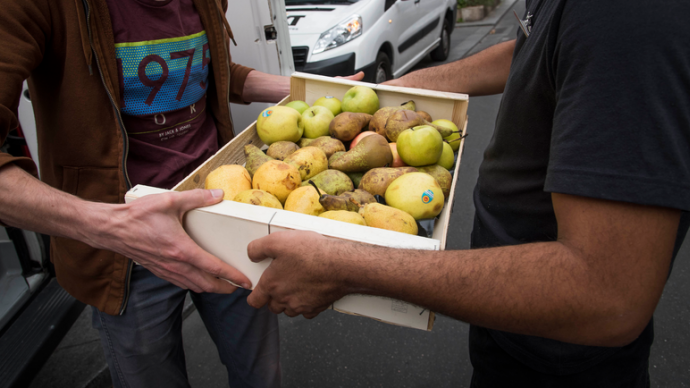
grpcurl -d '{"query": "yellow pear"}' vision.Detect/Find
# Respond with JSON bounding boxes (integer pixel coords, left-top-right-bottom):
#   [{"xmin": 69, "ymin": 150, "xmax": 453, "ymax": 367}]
[
  {"xmin": 204, "ymin": 165, "xmax": 252, "ymax": 201},
  {"xmin": 283, "ymin": 146, "xmax": 328, "ymax": 181},
  {"xmin": 384, "ymin": 172, "xmax": 445, "ymax": 220},
  {"xmin": 319, "ymin": 210, "xmax": 366, "ymax": 226},
  {"xmin": 252, "ymin": 160, "xmax": 301, "ymax": 204},
  {"xmin": 233, "ymin": 189, "xmax": 283, "ymax": 209},
  {"xmin": 284, "ymin": 186, "xmax": 324, "ymax": 216},
  {"xmin": 359, "ymin": 203, "xmax": 418, "ymax": 235}
]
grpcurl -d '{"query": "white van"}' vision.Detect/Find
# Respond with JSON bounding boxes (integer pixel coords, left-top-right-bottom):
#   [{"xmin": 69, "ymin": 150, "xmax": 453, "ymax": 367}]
[{"xmin": 286, "ymin": 0, "xmax": 457, "ymax": 83}]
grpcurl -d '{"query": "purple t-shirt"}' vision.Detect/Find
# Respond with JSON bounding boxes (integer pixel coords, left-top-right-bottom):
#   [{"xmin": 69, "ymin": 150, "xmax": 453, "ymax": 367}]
[{"xmin": 106, "ymin": 0, "xmax": 219, "ymax": 189}]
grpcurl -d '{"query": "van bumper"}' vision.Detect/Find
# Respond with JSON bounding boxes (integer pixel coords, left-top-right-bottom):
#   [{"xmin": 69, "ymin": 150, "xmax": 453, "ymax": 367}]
[{"xmin": 297, "ymin": 53, "xmax": 355, "ymax": 77}]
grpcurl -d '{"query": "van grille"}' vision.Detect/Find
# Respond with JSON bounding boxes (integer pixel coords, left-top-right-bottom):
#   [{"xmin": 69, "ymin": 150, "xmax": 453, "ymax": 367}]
[{"xmin": 292, "ymin": 46, "xmax": 309, "ymax": 69}]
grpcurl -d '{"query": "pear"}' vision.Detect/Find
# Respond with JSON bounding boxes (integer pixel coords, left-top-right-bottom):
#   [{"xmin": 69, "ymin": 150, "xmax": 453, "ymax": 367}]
[
  {"xmin": 437, "ymin": 142, "xmax": 455, "ymax": 170},
  {"xmin": 384, "ymin": 110, "xmax": 456, "ymax": 142},
  {"xmin": 347, "ymin": 172, "xmax": 364, "ymax": 188},
  {"xmin": 244, "ymin": 144, "xmax": 274, "ymax": 177},
  {"xmin": 204, "ymin": 165, "xmax": 252, "ymax": 201},
  {"xmin": 252, "ymin": 160, "xmax": 301, "ymax": 204},
  {"xmin": 299, "ymin": 137, "xmax": 316, "ymax": 147},
  {"xmin": 266, "ymin": 141, "xmax": 299, "ymax": 161},
  {"xmin": 308, "ymin": 183, "xmax": 375, "ymax": 212},
  {"xmin": 369, "ymin": 106, "xmax": 404, "ymax": 136},
  {"xmin": 358, "ymin": 167, "xmax": 418, "ymax": 197},
  {"xmin": 319, "ymin": 210, "xmax": 367, "ymax": 226},
  {"xmin": 328, "ymin": 133, "xmax": 393, "ymax": 173},
  {"xmin": 417, "ymin": 164, "xmax": 452, "ymax": 199},
  {"xmin": 329, "ymin": 112, "xmax": 373, "ymax": 141},
  {"xmin": 300, "ymin": 169, "xmax": 353, "ymax": 195},
  {"xmin": 341, "ymin": 189, "xmax": 376, "ymax": 207},
  {"xmin": 284, "ymin": 186, "xmax": 325, "ymax": 216},
  {"xmin": 307, "ymin": 136, "xmax": 346, "ymax": 158},
  {"xmin": 233, "ymin": 189, "xmax": 283, "ymax": 209},
  {"xmin": 385, "ymin": 172, "xmax": 445, "ymax": 220},
  {"xmin": 400, "ymin": 100, "xmax": 416, "ymax": 111},
  {"xmin": 283, "ymin": 146, "xmax": 328, "ymax": 181},
  {"xmin": 359, "ymin": 203, "xmax": 418, "ymax": 235},
  {"xmin": 416, "ymin": 111, "xmax": 433, "ymax": 122}
]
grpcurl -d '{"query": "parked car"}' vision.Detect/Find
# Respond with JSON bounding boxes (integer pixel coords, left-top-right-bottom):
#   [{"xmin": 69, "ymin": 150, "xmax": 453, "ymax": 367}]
[{"xmin": 286, "ymin": 0, "xmax": 456, "ymax": 83}]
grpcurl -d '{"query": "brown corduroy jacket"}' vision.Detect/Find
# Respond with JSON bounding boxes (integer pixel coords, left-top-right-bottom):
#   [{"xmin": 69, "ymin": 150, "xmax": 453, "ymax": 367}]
[{"xmin": 0, "ymin": 0, "xmax": 252, "ymax": 315}]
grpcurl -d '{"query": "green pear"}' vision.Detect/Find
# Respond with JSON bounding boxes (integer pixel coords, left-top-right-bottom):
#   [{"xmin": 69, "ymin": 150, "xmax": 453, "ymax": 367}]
[
  {"xmin": 347, "ymin": 172, "xmax": 364, "ymax": 188},
  {"xmin": 266, "ymin": 141, "xmax": 299, "ymax": 161},
  {"xmin": 396, "ymin": 125, "xmax": 443, "ymax": 167},
  {"xmin": 433, "ymin": 119, "xmax": 462, "ymax": 152},
  {"xmin": 437, "ymin": 142, "xmax": 455, "ymax": 170},
  {"xmin": 244, "ymin": 144, "xmax": 274, "ymax": 177},
  {"xmin": 329, "ymin": 112, "xmax": 373, "ymax": 141},
  {"xmin": 256, "ymin": 106, "xmax": 304, "ymax": 145},
  {"xmin": 302, "ymin": 106, "xmax": 334, "ymax": 138},
  {"xmin": 301, "ymin": 169, "xmax": 353, "ymax": 195},
  {"xmin": 385, "ymin": 172, "xmax": 445, "ymax": 220},
  {"xmin": 341, "ymin": 85, "xmax": 379, "ymax": 115},
  {"xmin": 328, "ymin": 133, "xmax": 393, "ymax": 173}
]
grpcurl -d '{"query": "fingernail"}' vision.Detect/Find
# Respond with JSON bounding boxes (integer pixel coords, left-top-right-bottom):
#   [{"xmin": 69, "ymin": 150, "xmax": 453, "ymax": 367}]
[
  {"xmin": 210, "ymin": 189, "xmax": 224, "ymax": 199},
  {"xmin": 242, "ymin": 283, "xmax": 252, "ymax": 289}
]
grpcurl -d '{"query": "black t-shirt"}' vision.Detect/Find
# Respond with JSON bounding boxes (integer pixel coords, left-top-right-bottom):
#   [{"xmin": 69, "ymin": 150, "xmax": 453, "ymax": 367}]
[{"xmin": 470, "ymin": 0, "xmax": 690, "ymax": 380}]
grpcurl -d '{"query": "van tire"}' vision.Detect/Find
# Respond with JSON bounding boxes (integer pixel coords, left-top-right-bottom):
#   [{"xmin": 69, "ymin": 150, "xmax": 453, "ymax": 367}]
[
  {"xmin": 430, "ymin": 17, "xmax": 451, "ymax": 61},
  {"xmin": 374, "ymin": 52, "xmax": 392, "ymax": 84}
]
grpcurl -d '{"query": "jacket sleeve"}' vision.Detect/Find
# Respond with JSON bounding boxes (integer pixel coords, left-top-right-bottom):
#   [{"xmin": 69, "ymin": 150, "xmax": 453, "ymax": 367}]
[
  {"xmin": 220, "ymin": 0, "xmax": 255, "ymax": 105},
  {"xmin": 0, "ymin": 0, "xmax": 49, "ymax": 177}
]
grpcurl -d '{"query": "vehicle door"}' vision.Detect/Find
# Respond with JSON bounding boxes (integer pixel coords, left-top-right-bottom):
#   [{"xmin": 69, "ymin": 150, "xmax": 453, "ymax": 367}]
[{"xmin": 388, "ymin": 0, "xmax": 422, "ymax": 70}]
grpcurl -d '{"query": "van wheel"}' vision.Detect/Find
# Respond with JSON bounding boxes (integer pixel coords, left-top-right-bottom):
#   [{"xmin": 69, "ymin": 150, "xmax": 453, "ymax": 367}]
[
  {"xmin": 430, "ymin": 17, "xmax": 451, "ymax": 61},
  {"xmin": 374, "ymin": 52, "xmax": 392, "ymax": 84}
]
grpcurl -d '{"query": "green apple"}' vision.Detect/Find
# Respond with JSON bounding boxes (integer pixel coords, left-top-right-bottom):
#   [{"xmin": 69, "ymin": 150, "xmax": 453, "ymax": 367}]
[
  {"xmin": 438, "ymin": 142, "xmax": 455, "ymax": 170},
  {"xmin": 286, "ymin": 100, "xmax": 310, "ymax": 114},
  {"xmin": 432, "ymin": 119, "xmax": 461, "ymax": 152},
  {"xmin": 396, "ymin": 125, "xmax": 443, "ymax": 167},
  {"xmin": 313, "ymin": 96, "xmax": 342, "ymax": 116},
  {"xmin": 301, "ymin": 106, "xmax": 335, "ymax": 138},
  {"xmin": 341, "ymin": 85, "xmax": 379, "ymax": 115},
  {"xmin": 256, "ymin": 106, "xmax": 304, "ymax": 145}
]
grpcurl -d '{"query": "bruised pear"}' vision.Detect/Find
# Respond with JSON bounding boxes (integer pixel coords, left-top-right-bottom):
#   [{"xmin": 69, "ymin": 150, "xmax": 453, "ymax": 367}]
[
  {"xmin": 307, "ymin": 136, "xmax": 346, "ymax": 158},
  {"xmin": 329, "ymin": 112, "xmax": 373, "ymax": 141},
  {"xmin": 416, "ymin": 111, "xmax": 432, "ymax": 122},
  {"xmin": 319, "ymin": 210, "xmax": 367, "ymax": 226},
  {"xmin": 301, "ymin": 169, "xmax": 353, "ymax": 195},
  {"xmin": 233, "ymin": 189, "xmax": 283, "ymax": 209},
  {"xmin": 266, "ymin": 141, "xmax": 299, "ymax": 161},
  {"xmin": 328, "ymin": 133, "xmax": 392, "ymax": 173},
  {"xmin": 359, "ymin": 203, "xmax": 418, "ymax": 235},
  {"xmin": 385, "ymin": 110, "xmax": 456, "ymax": 142},
  {"xmin": 417, "ymin": 164, "xmax": 453, "ymax": 199},
  {"xmin": 309, "ymin": 183, "xmax": 374, "ymax": 212},
  {"xmin": 341, "ymin": 189, "xmax": 376, "ymax": 207},
  {"xmin": 358, "ymin": 167, "xmax": 418, "ymax": 197},
  {"xmin": 283, "ymin": 146, "xmax": 328, "ymax": 181},
  {"xmin": 252, "ymin": 160, "xmax": 301, "ymax": 204},
  {"xmin": 244, "ymin": 144, "xmax": 274, "ymax": 177}
]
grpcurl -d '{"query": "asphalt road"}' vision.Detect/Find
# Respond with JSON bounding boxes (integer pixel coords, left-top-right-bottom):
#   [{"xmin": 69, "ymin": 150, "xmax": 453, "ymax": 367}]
[{"xmin": 30, "ymin": 1, "xmax": 690, "ymax": 386}]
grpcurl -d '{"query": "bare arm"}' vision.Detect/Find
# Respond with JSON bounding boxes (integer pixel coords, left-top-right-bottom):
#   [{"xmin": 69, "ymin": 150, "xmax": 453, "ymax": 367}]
[
  {"xmin": 242, "ymin": 70, "xmax": 366, "ymax": 103},
  {"xmin": 383, "ymin": 39, "xmax": 515, "ymax": 96},
  {"xmin": 0, "ymin": 164, "xmax": 252, "ymax": 292},
  {"xmin": 247, "ymin": 193, "xmax": 679, "ymax": 347}
]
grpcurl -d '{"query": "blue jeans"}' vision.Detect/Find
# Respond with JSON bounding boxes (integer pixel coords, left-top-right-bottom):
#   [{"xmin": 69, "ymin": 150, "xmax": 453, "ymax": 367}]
[{"xmin": 92, "ymin": 265, "xmax": 280, "ymax": 388}]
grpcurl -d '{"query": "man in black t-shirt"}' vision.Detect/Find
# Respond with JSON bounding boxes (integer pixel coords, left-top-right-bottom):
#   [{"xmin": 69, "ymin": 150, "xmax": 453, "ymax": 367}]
[{"xmin": 244, "ymin": 0, "xmax": 690, "ymax": 386}]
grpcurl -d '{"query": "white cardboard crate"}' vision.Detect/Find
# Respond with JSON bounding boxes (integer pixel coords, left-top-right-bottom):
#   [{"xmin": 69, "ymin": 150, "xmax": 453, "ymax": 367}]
[{"xmin": 125, "ymin": 72, "xmax": 469, "ymax": 331}]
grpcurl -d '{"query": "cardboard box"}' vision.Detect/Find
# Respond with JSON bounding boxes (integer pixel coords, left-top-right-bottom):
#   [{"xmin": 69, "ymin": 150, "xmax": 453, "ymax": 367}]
[{"xmin": 125, "ymin": 73, "xmax": 469, "ymax": 331}]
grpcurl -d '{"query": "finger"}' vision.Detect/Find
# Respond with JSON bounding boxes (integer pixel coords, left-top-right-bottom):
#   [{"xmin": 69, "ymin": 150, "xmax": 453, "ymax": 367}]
[
  {"xmin": 246, "ymin": 283, "xmax": 271, "ymax": 309},
  {"xmin": 284, "ymin": 308, "xmax": 299, "ymax": 318},
  {"xmin": 246, "ymin": 234, "xmax": 279, "ymax": 263},
  {"xmin": 169, "ymin": 188, "xmax": 225, "ymax": 214}
]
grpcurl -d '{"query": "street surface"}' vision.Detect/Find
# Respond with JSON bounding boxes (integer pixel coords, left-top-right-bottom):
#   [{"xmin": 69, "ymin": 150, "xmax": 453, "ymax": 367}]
[{"xmin": 30, "ymin": 1, "xmax": 690, "ymax": 386}]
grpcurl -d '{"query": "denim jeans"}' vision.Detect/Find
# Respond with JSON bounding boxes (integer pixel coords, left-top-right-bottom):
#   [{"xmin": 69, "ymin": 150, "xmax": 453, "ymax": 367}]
[{"xmin": 92, "ymin": 265, "xmax": 280, "ymax": 388}]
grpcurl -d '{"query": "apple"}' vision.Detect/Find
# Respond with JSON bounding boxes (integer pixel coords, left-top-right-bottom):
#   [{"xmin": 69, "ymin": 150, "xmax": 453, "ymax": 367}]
[
  {"xmin": 301, "ymin": 106, "xmax": 334, "ymax": 138},
  {"xmin": 349, "ymin": 131, "xmax": 378, "ymax": 150},
  {"xmin": 432, "ymin": 119, "xmax": 461, "ymax": 152},
  {"xmin": 313, "ymin": 96, "xmax": 342, "ymax": 116},
  {"xmin": 341, "ymin": 85, "xmax": 379, "ymax": 115},
  {"xmin": 256, "ymin": 106, "xmax": 304, "ymax": 145},
  {"xmin": 389, "ymin": 143, "xmax": 407, "ymax": 167},
  {"xmin": 437, "ymin": 142, "xmax": 455, "ymax": 170},
  {"xmin": 396, "ymin": 125, "xmax": 443, "ymax": 167},
  {"xmin": 285, "ymin": 100, "xmax": 310, "ymax": 114}
]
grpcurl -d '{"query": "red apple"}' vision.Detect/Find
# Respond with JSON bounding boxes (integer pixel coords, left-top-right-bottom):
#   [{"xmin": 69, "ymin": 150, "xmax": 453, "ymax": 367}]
[
  {"xmin": 389, "ymin": 143, "xmax": 407, "ymax": 167},
  {"xmin": 349, "ymin": 131, "xmax": 378, "ymax": 150}
]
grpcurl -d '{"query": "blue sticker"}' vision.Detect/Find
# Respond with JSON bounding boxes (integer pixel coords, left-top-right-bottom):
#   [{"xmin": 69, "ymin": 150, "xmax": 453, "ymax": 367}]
[
  {"xmin": 325, "ymin": 95, "xmax": 333, "ymax": 98},
  {"xmin": 421, "ymin": 190, "xmax": 434, "ymax": 204},
  {"xmin": 262, "ymin": 110, "xmax": 272, "ymax": 117}
]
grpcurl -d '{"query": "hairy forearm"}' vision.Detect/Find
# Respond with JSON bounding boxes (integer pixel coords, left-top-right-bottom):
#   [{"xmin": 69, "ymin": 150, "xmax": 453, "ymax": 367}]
[
  {"xmin": 391, "ymin": 39, "xmax": 515, "ymax": 96},
  {"xmin": 242, "ymin": 70, "xmax": 290, "ymax": 103},
  {"xmin": 335, "ymin": 240, "xmax": 641, "ymax": 346},
  {"xmin": 0, "ymin": 164, "xmax": 112, "ymax": 244}
]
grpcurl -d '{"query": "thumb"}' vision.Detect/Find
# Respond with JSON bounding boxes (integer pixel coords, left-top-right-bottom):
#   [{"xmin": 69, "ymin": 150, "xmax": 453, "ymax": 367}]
[
  {"xmin": 247, "ymin": 234, "xmax": 275, "ymax": 263},
  {"xmin": 247, "ymin": 284, "xmax": 270, "ymax": 309},
  {"xmin": 171, "ymin": 188, "xmax": 225, "ymax": 214}
]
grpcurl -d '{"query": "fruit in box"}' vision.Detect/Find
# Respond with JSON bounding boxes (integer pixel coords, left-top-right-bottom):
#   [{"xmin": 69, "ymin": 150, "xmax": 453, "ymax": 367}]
[
  {"xmin": 329, "ymin": 112, "xmax": 372, "ymax": 141},
  {"xmin": 359, "ymin": 203, "xmax": 418, "ymax": 235},
  {"xmin": 285, "ymin": 100, "xmax": 310, "ymax": 114},
  {"xmin": 284, "ymin": 147, "xmax": 328, "ymax": 181},
  {"xmin": 385, "ymin": 172, "xmax": 445, "ymax": 220},
  {"xmin": 266, "ymin": 141, "xmax": 299, "ymax": 161},
  {"xmin": 284, "ymin": 186, "xmax": 325, "ymax": 216},
  {"xmin": 302, "ymin": 106, "xmax": 334, "ymax": 139},
  {"xmin": 313, "ymin": 95, "xmax": 342, "ymax": 116},
  {"xmin": 204, "ymin": 165, "xmax": 252, "ymax": 201},
  {"xmin": 256, "ymin": 106, "xmax": 304, "ymax": 145},
  {"xmin": 438, "ymin": 142, "xmax": 455, "ymax": 170},
  {"xmin": 358, "ymin": 167, "xmax": 418, "ymax": 197},
  {"xmin": 417, "ymin": 165, "xmax": 452, "ymax": 199},
  {"xmin": 244, "ymin": 144, "xmax": 274, "ymax": 177},
  {"xmin": 396, "ymin": 125, "xmax": 443, "ymax": 167},
  {"xmin": 341, "ymin": 85, "xmax": 379, "ymax": 115},
  {"xmin": 319, "ymin": 210, "xmax": 366, "ymax": 226},
  {"xmin": 233, "ymin": 189, "xmax": 283, "ymax": 209},
  {"xmin": 328, "ymin": 133, "xmax": 392, "ymax": 172},
  {"xmin": 301, "ymin": 169, "xmax": 353, "ymax": 195},
  {"xmin": 252, "ymin": 160, "xmax": 301, "ymax": 204}
]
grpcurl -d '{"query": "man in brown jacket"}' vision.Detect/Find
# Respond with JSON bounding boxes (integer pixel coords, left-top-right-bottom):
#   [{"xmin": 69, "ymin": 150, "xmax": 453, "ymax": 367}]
[{"xmin": 0, "ymin": 0, "xmax": 362, "ymax": 386}]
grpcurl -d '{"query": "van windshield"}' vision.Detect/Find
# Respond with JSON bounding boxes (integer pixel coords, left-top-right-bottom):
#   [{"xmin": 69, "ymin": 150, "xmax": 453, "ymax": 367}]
[{"xmin": 285, "ymin": 0, "xmax": 360, "ymax": 5}]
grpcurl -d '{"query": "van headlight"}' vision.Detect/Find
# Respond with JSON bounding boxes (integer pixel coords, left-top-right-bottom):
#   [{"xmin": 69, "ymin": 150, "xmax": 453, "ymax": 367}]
[{"xmin": 313, "ymin": 15, "xmax": 363, "ymax": 54}]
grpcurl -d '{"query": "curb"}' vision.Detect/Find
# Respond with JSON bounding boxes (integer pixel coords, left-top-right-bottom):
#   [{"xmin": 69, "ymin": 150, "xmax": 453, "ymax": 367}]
[{"xmin": 455, "ymin": 0, "xmax": 518, "ymax": 28}]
